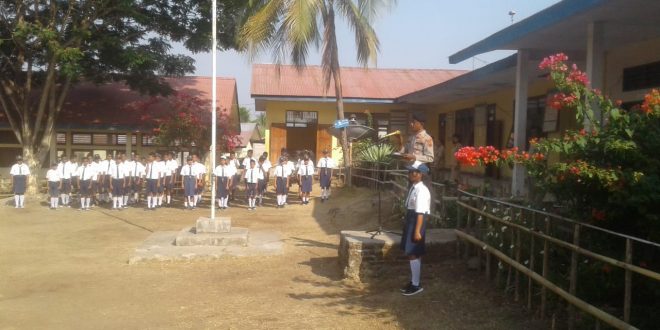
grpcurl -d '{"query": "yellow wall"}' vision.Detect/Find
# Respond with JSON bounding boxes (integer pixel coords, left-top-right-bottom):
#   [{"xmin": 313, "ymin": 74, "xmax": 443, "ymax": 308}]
[
  {"xmin": 606, "ymin": 37, "xmax": 660, "ymax": 104},
  {"xmin": 263, "ymin": 100, "xmax": 413, "ymax": 163}
]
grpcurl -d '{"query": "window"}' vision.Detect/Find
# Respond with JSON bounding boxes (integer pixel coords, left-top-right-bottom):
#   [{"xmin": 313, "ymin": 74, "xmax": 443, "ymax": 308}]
[
  {"xmin": 286, "ymin": 111, "xmax": 318, "ymax": 128},
  {"xmin": 92, "ymin": 134, "xmax": 109, "ymax": 145},
  {"xmin": 526, "ymin": 96, "xmax": 546, "ymax": 138},
  {"xmin": 56, "ymin": 133, "xmax": 66, "ymax": 145},
  {"xmin": 455, "ymin": 108, "xmax": 474, "ymax": 146},
  {"xmin": 623, "ymin": 61, "xmax": 660, "ymax": 92},
  {"xmin": 72, "ymin": 133, "xmax": 92, "ymax": 145},
  {"xmin": 117, "ymin": 134, "xmax": 137, "ymax": 145},
  {"xmin": 142, "ymin": 134, "xmax": 156, "ymax": 146}
]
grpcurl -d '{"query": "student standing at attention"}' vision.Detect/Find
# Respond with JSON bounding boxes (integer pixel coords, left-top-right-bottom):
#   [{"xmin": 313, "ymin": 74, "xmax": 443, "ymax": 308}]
[
  {"xmin": 76, "ymin": 157, "xmax": 96, "ymax": 211},
  {"xmin": 400, "ymin": 162, "xmax": 431, "ymax": 296},
  {"xmin": 109, "ymin": 154, "xmax": 127, "ymax": 210},
  {"xmin": 46, "ymin": 163, "xmax": 62, "ymax": 210},
  {"xmin": 192, "ymin": 154, "xmax": 206, "ymax": 207},
  {"xmin": 274, "ymin": 156, "xmax": 290, "ymax": 208},
  {"xmin": 244, "ymin": 159, "xmax": 263, "ymax": 211},
  {"xmin": 57, "ymin": 155, "xmax": 74, "ymax": 207},
  {"xmin": 10, "ymin": 156, "xmax": 30, "ymax": 208},
  {"xmin": 181, "ymin": 156, "xmax": 199, "ymax": 210},
  {"xmin": 144, "ymin": 153, "xmax": 162, "ymax": 211},
  {"xmin": 298, "ymin": 154, "xmax": 314, "ymax": 205},
  {"xmin": 317, "ymin": 149, "xmax": 334, "ymax": 202},
  {"xmin": 256, "ymin": 156, "xmax": 268, "ymax": 206},
  {"xmin": 213, "ymin": 156, "xmax": 234, "ymax": 210}
]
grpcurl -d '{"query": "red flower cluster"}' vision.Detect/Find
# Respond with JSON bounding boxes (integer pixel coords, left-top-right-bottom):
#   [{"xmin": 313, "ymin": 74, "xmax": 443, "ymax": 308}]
[
  {"xmin": 454, "ymin": 146, "xmax": 544, "ymax": 166},
  {"xmin": 591, "ymin": 208, "xmax": 606, "ymax": 221},
  {"xmin": 566, "ymin": 64, "xmax": 589, "ymax": 86},
  {"xmin": 539, "ymin": 53, "xmax": 569, "ymax": 71},
  {"xmin": 641, "ymin": 89, "xmax": 660, "ymax": 114},
  {"xmin": 548, "ymin": 92, "xmax": 578, "ymax": 110}
]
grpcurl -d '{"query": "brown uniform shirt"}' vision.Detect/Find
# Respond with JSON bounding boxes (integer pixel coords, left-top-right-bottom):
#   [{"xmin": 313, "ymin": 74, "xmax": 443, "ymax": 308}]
[{"xmin": 403, "ymin": 129, "xmax": 434, "ymax": 164}]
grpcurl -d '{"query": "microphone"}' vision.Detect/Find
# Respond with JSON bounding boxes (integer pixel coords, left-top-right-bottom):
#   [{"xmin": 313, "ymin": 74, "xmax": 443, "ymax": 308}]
[{"xmin": 379, "ymin": 130, "xmax": 401, "ymax": 140}]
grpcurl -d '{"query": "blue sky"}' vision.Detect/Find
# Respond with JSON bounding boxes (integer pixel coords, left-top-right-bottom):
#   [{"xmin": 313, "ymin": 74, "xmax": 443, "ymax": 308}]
[{"xmin": 174, "ymin": 0, "xmax": 560, "ymax": 112}]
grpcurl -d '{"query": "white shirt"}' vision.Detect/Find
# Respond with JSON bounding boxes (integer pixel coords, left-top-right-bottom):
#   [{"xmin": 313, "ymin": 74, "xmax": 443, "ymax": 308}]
[
  {"xmin": 317, "ymin": 157, "xmax": 335, "ymax": 169},
  {"xmin": 165, "ymin": 159, "xmax": 178, "ymax": 176},
  {"xmin": 193, "ymin": 162, "xmax": 206, "ymax": 178},
  {"xmin": 46, "ymin": 169, "xmax": 60, "ymax": 182},
  {"xmin": 57, "ymin": 161, "xmax": 75, "ymax": 179},
  {"xmin": 228, "ymin": 158, "xmax": 240, "ymax": 171},
  {"xmin": 109, "ymin": 162, "xmax": 127, "ymax": 179},
  {"xmin": 91, "ymin": 162, "xmax": 102, "ymax": 181},
  {"xmin": 145, "ymin": 162, "xmax": 163, "ymax": 179},
  {"xmin": 70, "ymin": 163, "xmax": 80, "ymax": 177},
  {"xmin": 406, "ymin": 181, "xmax": 431, "ymax": 214},
  {"xmin": 298, "ymin": 162, "xmax": 315, "ymax": 176},
  {"xmin": 132, "ymin": 162, "xmax": 146, "ymax": 178},
  {"xmin": 285, "ymin": 161, "xmax": 296, "ymax": 175},
  {"xmin": 213, "ymin": 165, "xmax": 236, "ymax": 178},
  {"xmin": 274, "ymin": 165, "xmax": 291, "ymax": 177},
  {"xmin": 260, "ymin": 161, "xmax": 272, "ymax": 174},
  {"xmin": 99, "ymin": 159, "xmax": 114, "ymax": 175},
  {"xmin": 242, "ymin": 157, "xmax": 256, "ymax": 169},
  {"xmin": 77, "ymin": 164, "xmax": 97, "ymax": 181},
  {"xmin": 244, "ymin": 167, "xmax": 263, "ymax": 183},
  {"xmin": 10, "ymin": 163, "xmax": 30, "ymax": 176},
  {"xmin": 180, "ymin": 163, "xmax": 200, "ymax": 177}
]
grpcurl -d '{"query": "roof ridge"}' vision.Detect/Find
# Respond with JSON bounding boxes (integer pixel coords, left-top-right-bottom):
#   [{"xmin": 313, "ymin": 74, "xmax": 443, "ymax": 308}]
[{"xmin": 253, "ymin": 63, "xmax": 468, "ymax": 72}]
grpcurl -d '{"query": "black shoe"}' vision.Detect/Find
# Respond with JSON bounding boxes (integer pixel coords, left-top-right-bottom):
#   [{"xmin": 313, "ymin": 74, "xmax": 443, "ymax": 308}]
[
  {"xmin": 400, "ymin": 282, "xmax": 412, "ymax": 293},
  {"xmin": 402, "ymin": 285, "xmax": 423, "ymax": 296}
]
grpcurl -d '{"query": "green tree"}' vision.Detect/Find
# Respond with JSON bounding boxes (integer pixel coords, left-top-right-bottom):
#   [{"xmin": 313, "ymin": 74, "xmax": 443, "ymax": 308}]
[
  {"xmin": 0, "ymin": 0, "xmax": 247, "ymax": 193},
  {"xmin": 253, "ymin": 112, "xmax": 266, "ymax": 135},
  {"xmin": 239, "ymin": 0, "xmax": 395, "ymax": 185},
  {"xmin": 239, "ymin": 106, "xmax": 253, "ymax": 122}
]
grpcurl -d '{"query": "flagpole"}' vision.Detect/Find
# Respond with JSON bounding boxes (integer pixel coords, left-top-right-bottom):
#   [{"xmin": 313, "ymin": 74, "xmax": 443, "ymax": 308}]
[{"xmin": 210, "ymin": 0, "xmax": 217, "ymax": 220}]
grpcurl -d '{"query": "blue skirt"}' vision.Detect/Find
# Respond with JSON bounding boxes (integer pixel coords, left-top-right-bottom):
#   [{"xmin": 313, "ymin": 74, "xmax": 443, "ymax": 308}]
[
  {"xmin": 301, "ymin": 175, "xmax": 312, "ymax": 193},
  {"xmin": 112, "ymin": 179, "xmax": 124, "ymax": 196},
  {"xmin": 13, "ymin": 175, "xmax": 27, "ymax": 194},
  {"xmin": 400, "ymin": 210, "xmax": 427, "ymax": 256},
  {"xmin": 183, "ymin": 176, "xmax": 196, "ymax": 197},
  {"xmin": 48, "ymin": 181, "xmax": 60, "ymax": 197},
  {"xmin": 319, "ymin": 168, "xmax": 331, "ymax": 188},
  {"xmin": 276, "ymin": 177, "xmax": 288, "ymax": 195},
  {"xmin": 217, "ymin": 177, "xmax": 229, "ymax": 198}
]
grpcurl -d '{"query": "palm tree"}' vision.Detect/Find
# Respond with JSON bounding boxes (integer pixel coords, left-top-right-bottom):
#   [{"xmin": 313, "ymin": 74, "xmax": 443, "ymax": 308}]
[{"xmin": 239, "ymin": 0, "xmax": 395, "ymax": 186}]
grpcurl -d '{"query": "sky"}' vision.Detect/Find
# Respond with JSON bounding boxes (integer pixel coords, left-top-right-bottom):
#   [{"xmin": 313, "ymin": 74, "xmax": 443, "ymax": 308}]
[{"xmin": 173, "ymin": 0, "xmax": 561, "ymax": 113}]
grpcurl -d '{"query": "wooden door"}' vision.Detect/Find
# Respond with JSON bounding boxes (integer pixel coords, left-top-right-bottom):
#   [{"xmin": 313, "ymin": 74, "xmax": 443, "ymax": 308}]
[
  {"xmin": 316, "ymin": 125, "xmax": 332, "ymax": 163},
  {"xmin": 270, "ymin": 124, "xmax": 287, "ymax": 164}
]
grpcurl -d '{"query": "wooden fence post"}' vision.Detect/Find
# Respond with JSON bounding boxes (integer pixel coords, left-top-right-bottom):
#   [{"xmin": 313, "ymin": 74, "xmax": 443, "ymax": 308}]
[
  {"xmin": 624, "ymin": 238, "xmax": 633, "ymax": 323},
  {"xmin": 568, "ymin": 224, "xmax": 581, "ymax": 330}
]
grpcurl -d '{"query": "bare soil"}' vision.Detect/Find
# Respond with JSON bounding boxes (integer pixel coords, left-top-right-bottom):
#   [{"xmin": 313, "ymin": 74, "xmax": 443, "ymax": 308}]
[{"xmin": 0, "ymin": 186, "xmax": 546, "ymax": 329}]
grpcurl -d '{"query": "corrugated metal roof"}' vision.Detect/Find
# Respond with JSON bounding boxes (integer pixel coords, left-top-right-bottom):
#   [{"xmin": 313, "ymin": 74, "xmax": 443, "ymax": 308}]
[{"xmin": 251, "ymin": 64, "xmax": 467, "ymax": 100}]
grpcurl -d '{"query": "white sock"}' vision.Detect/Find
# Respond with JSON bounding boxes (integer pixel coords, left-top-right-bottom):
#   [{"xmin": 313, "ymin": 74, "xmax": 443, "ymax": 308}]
[
  {"xmin": 113, "ymin": 197, "xmax": 117, "ymax": 208},
  {"xmin": 54, "ymin": 197, "xmax": 59, "ymax": 208},
  {"xmin": 158, "ymin": 196, "xmax": 162, "ymax": 206},
  {"xmin": 193, "ymin": 195, "xmax": 198, "ymax": 206},
  {"xmin": 118, "ymin": 197, "xmax": 123, "ymax": 208},
  {"xmin": 147, "ymin": 196, "xmax": 152, "ymax": 208},
  {"xmin": 410, "ymin": 259, "xmax": 421, "ymax": 286},
  {"xmin": 19, "ymin": 195, "xmax": 24, "ymax": 207},
  {"xmin": 86, "ymin": 198, "xmax": 91, "ymax": 208},
  {"xmin": 134, "ymin": 193, "xmax": 139, "ymax": 203},
  {"xmin": 167, "ymin": 195, "xmax": 171, "ymax": 204},
  {"xmin": 123, "ymin": 196, "xmax": 128, "ymax": 205}
]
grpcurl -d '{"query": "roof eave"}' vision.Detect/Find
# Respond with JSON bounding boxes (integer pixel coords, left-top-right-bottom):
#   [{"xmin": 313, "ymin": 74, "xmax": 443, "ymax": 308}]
[{"xmin": 448, "ymin": 0, "xmax": 606, "ymax": 64}]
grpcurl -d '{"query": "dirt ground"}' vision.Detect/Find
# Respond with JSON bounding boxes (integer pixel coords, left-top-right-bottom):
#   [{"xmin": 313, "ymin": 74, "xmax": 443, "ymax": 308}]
[{"xmin": 0, "ymin": 185, "xmax": 545, "ymax": 329}]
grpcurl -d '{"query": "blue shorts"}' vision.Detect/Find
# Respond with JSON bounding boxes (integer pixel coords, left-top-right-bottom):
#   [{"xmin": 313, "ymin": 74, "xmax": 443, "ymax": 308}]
[
  {"xmin": 48, "ymin": 181, "xmax": 60, "ymax": 197},
  {"xmin": 80, "ymin": 180, "xmax": 92, "ymax": 196},
  {"xmin": 400, "ymin": 210, "xmax": 428, "ymax": 256},
  {"xmin": 276, "ymin": 177, "xmax": 288, "ymax": 195},
  {"xmin": 246, "ymin": 183, "xmax": 257, "ymax": 198},
  {"xmin": 146, "ymin": 179, "xmax": 158, "ymax": 194}
]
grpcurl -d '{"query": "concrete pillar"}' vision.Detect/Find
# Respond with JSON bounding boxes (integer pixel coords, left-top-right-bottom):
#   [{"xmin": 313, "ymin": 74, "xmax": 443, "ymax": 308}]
[
  {"xmin": 126, "ymin": 132, "xmax": 132, "ymax": 155},
  {"xmin": 586, "ymin": 21, "xmax": 605, "ymax": 128},
  {"xmin": 512, "ymin": 50, "xmax": 529, "ymax": 198}
]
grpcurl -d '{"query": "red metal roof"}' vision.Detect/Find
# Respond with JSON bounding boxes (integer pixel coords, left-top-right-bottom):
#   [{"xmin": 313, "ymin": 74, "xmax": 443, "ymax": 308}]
[
  {"xmin": 0, "ymin": 77, "xmax": 239, "ymax": 131},
  {"xmin": 251, "ymin": 64, "xmax": 467, "ymax": 100}
]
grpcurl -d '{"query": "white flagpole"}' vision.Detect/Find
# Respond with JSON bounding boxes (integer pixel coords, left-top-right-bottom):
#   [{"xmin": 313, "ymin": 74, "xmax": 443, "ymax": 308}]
[{"xmin": 210, "ymin": 0, "xmax": 217, "ymax": 220}]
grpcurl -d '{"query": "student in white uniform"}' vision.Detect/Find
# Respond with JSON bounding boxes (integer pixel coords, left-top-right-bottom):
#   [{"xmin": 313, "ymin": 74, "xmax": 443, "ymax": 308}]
[
  {"xmin": 153, "ymin": 153, "xmax": 166, "ymax": 207},
  {"xmin": 91, "ymin": 154, "xmax": 103, "ymax": 207},
  {"xmin": 46, "ymin": 163, "xmax": 62, "ymax": 210},
  {"xmin": 99, "ymin": 154, "xmax": 114, "ymax": 203},
  {"xmin": 69, "ymin": 156, "xmax": 80, "ymax": 200},
  {"xmin": 180, "ymin": 156, "xmax": 200, "ymax": 210},
  {"xmin": 192, "ymin": 154, "xmax": 206, "ymax": 207},
  {"xmin": 213, "ymin": 156, "xmax": 235, "ymax": 210},
  {"xmin": 317, "ymin": 149, "xmax": 335, "ymax": 202},
  {"xmin": 228, "ymin": 151, "xmax": 241, "ymax": 202},
  {"xmin": 144, "ymin": 153, "xmax": 163, "ymax": 211},
  {"xmin": 244, "ymin": 159, "xmax": 263, "ymax": 211},
  {"xmin": 10, "ymin": 156, "xmax": 30, "ymax": 208},
  {"xmin": 256, "ymin": 156, "xmax": 268, "ymax": 206},
  {"xmin": 163, "ymin": 152, "xmax": 178, "ymax": 206},
  {"xmin": 298, "ymin": 154, "xmax": 315, "ymax": 205},
  {"xmin": 57, "ymin": 155, "xmax": 75, "ymax": 207},
  {"xmin": 274, "ymin": 156, "xmax": 291, "ymax": 208},
  {"xmin": 261, "ymin": 152, "xmax": 272, "ymax": 185},
  {"xmin": 109, "ymin": 154, "xmax": 128, "ymax": 210},
  {"xmin": 76, "ymin": 157, "xmax": 97, "ymax": 211},
  {"xmin": 241, "ymin": 150, "xmax": 256, "ymax": 172},
  {"xmin": 129, "ymin": 155, "xmax": 146, "ymax": 206}
]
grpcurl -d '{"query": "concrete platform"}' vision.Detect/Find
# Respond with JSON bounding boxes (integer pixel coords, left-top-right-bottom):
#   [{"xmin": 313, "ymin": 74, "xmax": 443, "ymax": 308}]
[
  {"xmin": 174, "ymin": 226, "xmax": 249, "ymax": 246},
  {"xmin": 128, "ymin": 230, "xmax": 283, "ymax": 264}
]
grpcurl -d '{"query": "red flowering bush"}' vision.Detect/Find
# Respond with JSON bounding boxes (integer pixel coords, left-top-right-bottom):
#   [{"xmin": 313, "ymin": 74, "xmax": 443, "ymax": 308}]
[
  {"xmin": 137, "ymin": 92, "xmax": 241, "ymax": 155},
  {"xmin": 456, "ymin": 53, "xmax": 660, "ymax": 242}
]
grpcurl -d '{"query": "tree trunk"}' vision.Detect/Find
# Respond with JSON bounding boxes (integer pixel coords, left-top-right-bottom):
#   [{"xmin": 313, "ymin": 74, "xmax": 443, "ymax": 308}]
[
  {"xmin": 22, "ymin": 144, "xmax": 42, "ymax": 197},
  {"xmin": 332, "ymin": 67, "xmax": 351, "ymax": 187}
]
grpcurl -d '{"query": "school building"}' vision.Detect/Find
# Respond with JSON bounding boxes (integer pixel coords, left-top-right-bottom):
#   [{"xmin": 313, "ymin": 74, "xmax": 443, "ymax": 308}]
[
  {"xmin": 253, "ymin": 0, "xmax": 660, "ymax": 196},
  {"xmin": 0, "ymin": 76, "xmax": 241, "ymax": 176}
]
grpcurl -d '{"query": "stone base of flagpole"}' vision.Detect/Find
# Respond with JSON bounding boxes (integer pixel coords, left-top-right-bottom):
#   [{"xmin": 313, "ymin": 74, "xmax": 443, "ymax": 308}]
[{"xmin": 128, "ymin": 217, "xmax": 282, "ymax": 264}]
